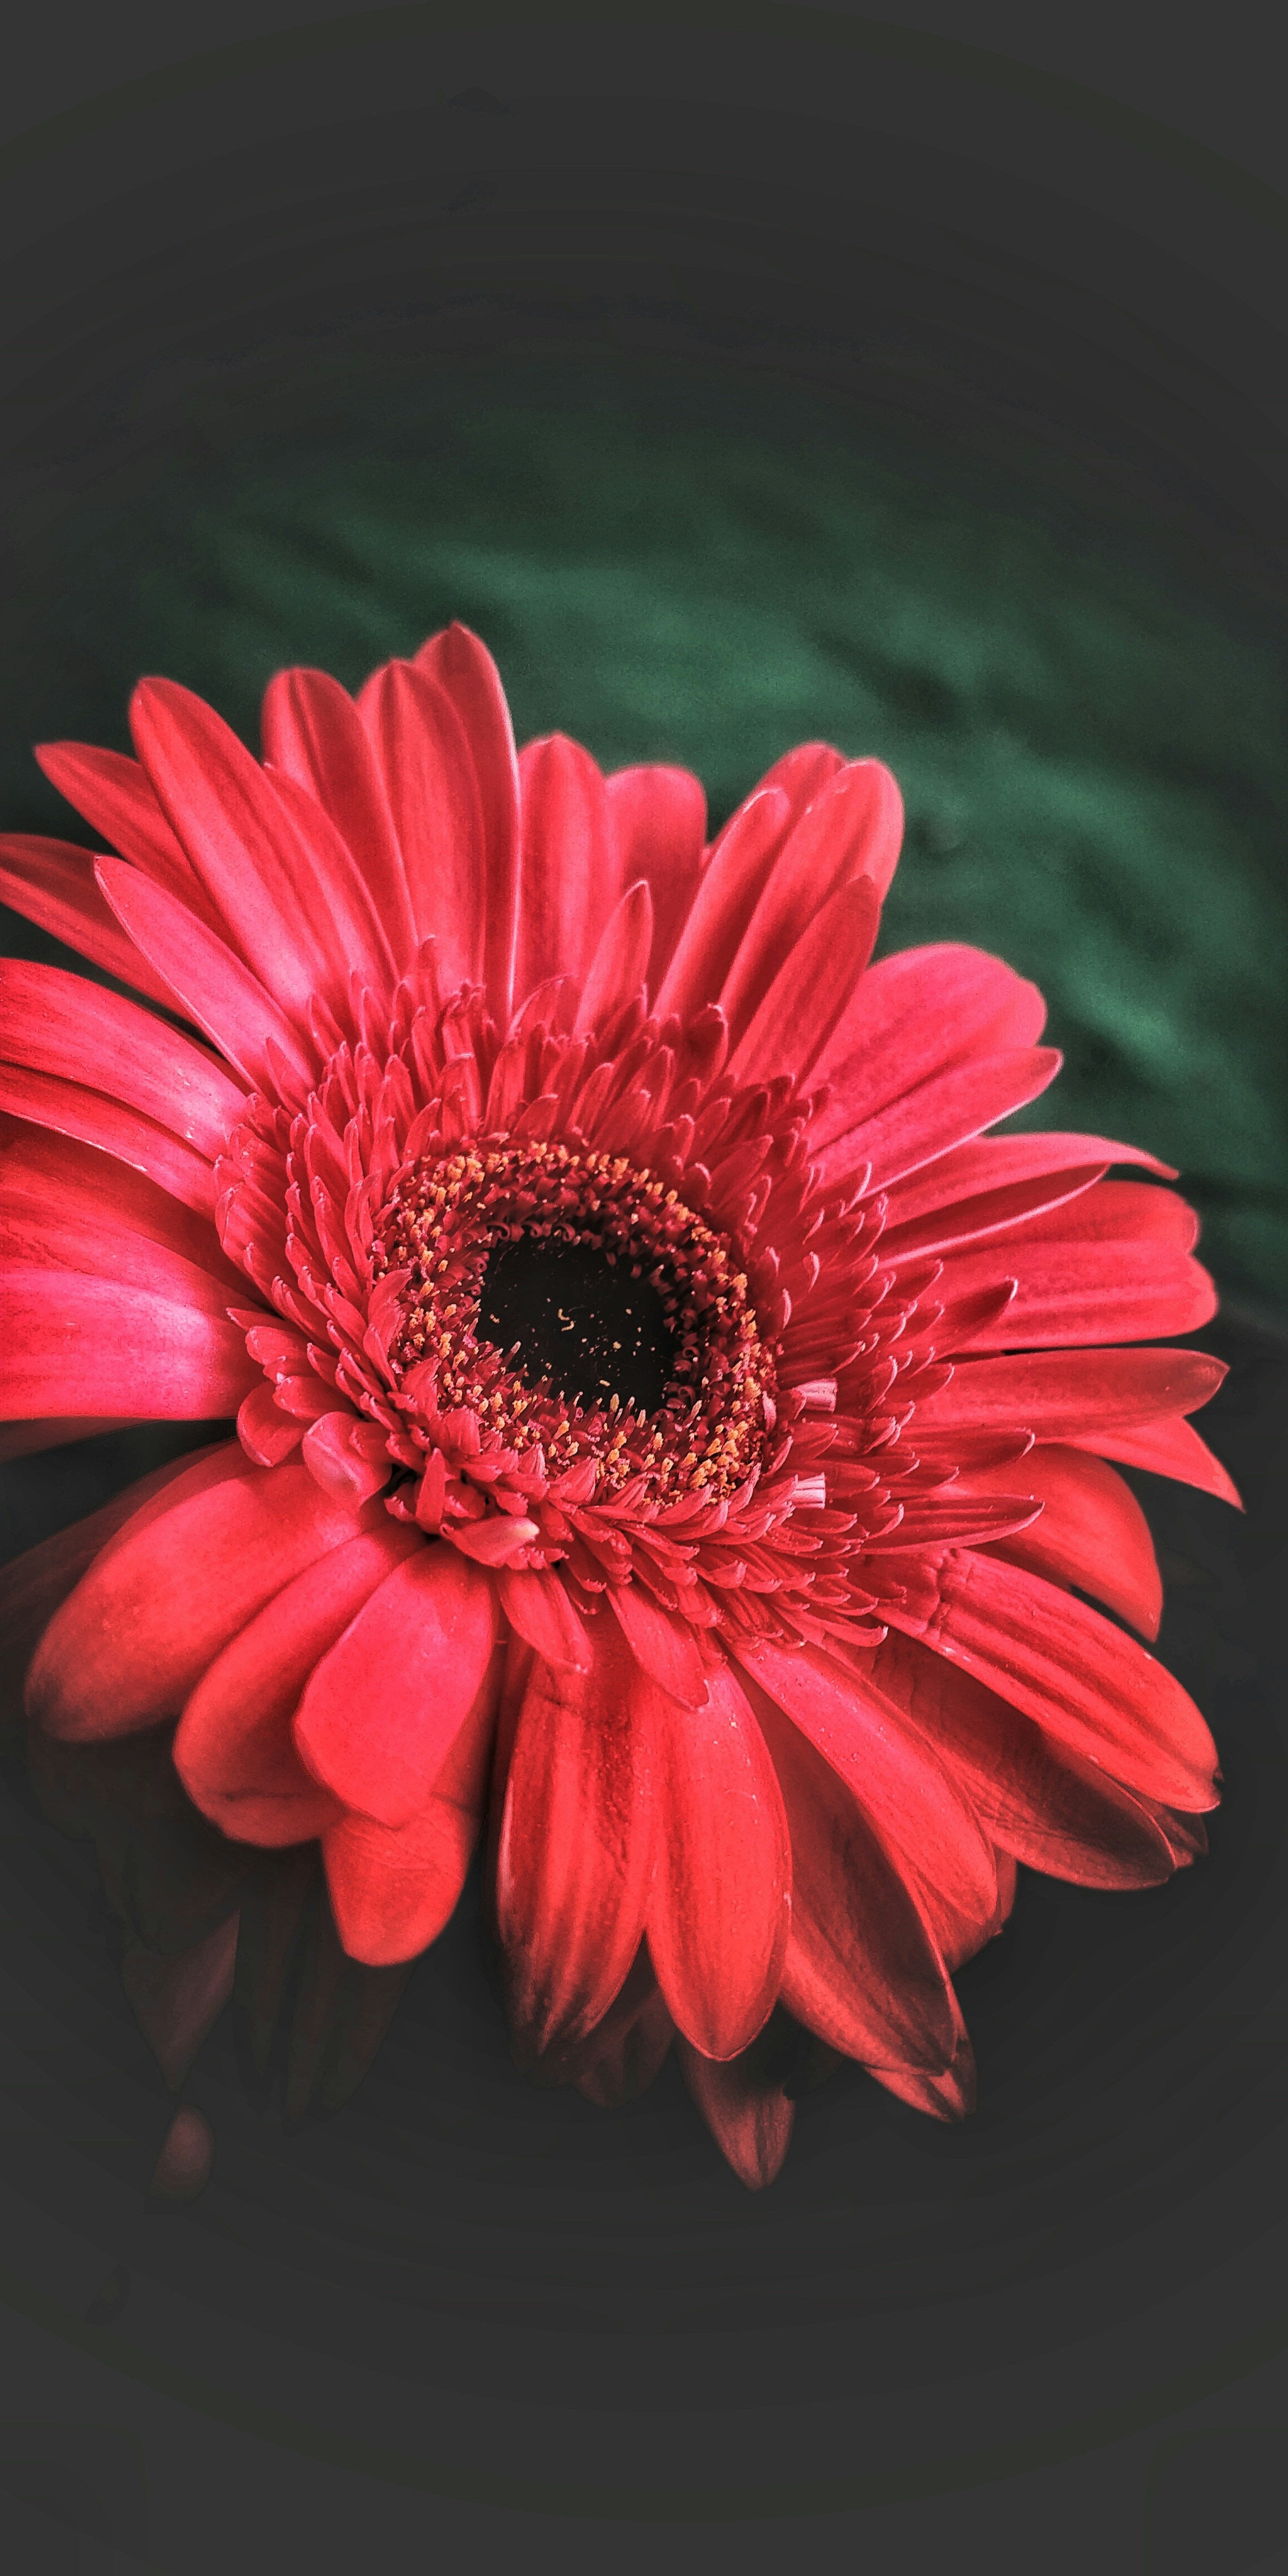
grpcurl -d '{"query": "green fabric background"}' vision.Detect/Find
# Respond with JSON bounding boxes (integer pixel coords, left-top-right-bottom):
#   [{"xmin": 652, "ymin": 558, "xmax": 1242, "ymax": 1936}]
[{"xmin": 6, "ymin": 360, "xmax": 1286, "ymax": 1310}]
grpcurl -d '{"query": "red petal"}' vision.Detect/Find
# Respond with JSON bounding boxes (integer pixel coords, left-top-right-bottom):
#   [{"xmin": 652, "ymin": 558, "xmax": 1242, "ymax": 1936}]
[
  {"xmin": 604, "ymin": 763, "xmax": 706, "ymax": 993},
  {"xmin": 415, "ymin": 624, "xmax": 522, "ymax": 1023},
  {"xmin": 606, "ymin": 1581, "xmax": 709, "ymax": 1707},
  {"xmin": 896, "ymin": 1550, "xmax": 1220, "ymax": 1811},
  {"xmin": 654, "ymin": 787, "xmax": 789, "ymax": 1026},
  {"xmin": 548, "ymin": 1947, "xmax": 675, "ymax": 2105},
  {"xmin": 742, "ymin": 1683, "xmax": 960, "ymax": 2070},
  {"xmin": 494, "ymin": 1618, "xmax": 655, "ymax": 2054},
  {"xmin": 0, "ymin": 1062, "xmax": 216, "ymax": 1218},
  {"xmin": 300, "ymin": 1409, "xmax": 392, "ymax": 1505},
  {"xmin": 358, "ymin": 659, "xmax": 485, "ymax": 984},
  {"xmin": 971, "ymin": 1442, "xmax": 1163, "ymax": 1636},
  {"xmin": 495, "ymin": 1566, "xmax": 592, "ymax": 1670},
  {"xmin": 733, "ymin": 1635, "xmax": 1000, "ymax": 1936},
  {"xmin": 675, "ymin": 2033, "xmax": 794, "ymax": 2189},
  {"xmin": 0, "ymin": 958, "xmax": 245, "ymax": 1156},
  {"xmin": 323, "ymin": 1796, "xmax": 479, "ymax": 1967},
  {"xmin": 985, "ymin": 1176, "xmax": 1199, "ymax": 1251},
  {"xmin": 870, "ymin": 2032, "xmax": 976, "ymax": 2122},
  {"xmin": 1, "ymin": 1268, "xmax": 256, "ymax": 1426},
  {"xmin": 0, "ymin": 835, "xmax": 180, "ymax": 1011},
  {"xmin": 727, "ymin": 879, "xmax": 883, "ymax": 1088},
  {"xmin": 871, "ymin": 1628, "xmax": 1183, "ymax": 1888},
  {"xmin": 174, "ymin": 1526, "xmax": 419, "ymax": 1845},
  {"xmin": 813, "ymin": 943, "xmax": 1048, "ymax": 1139},
  {"xmin": 819, "ymin": 1047, "xmax": 1063, "ymax": 1193},
  {"xmin": 752, "ymin": 741, "xmax": 846, "ymax": 814},
  {"xmin": 129, "ymin": 678, "xmax": 353, "ymax": 1017},
  {"xmin": 0, "ymin": 1443, "xmax": 228, "ymax": 1717},
  {"xmin": 574, "ymin": 881, "xmax": 654, "ymax": 1035},
  {"xmin": 293, "ymin": 1542, "xmax": 504, "ymax": 1827},
  {"xmin": 913, "ymin": 1344, "xmax": 1227, "ymax": 1437},
  {"xmin": 237, "ymin": 1384, "xmax": 304, "ymax": 1467},
  {"xmin": 716, "ymin": 760, "xmax": 900, "ymax": 1044},
  {"xmin": 1066, "ymin": 1413, "xmax": 1242, "ymax": 1507},
  {"xmin": 96, "ymin": 859, "xmax": 312, "ymax": 1094},
  {"xmin": 261, "ymin": 666, "xmax": 417, "ymax": 969},
  {"xmin": 0, "ymin": 1123, "xmax": 240, "ymax": 1292},
  {"xmin": 513, "ymin": 734, "xmax": 614, "ymax": 1002},
  {"xmin": 936, "ymin": 1238, "xmax": 1216, "ymax": 1349},
  {"xmin": 645, "ymin": 1658, "xmax": 790, "ymax": 2059},
  {"xmin": 883, "ymin": 1130, "xmax": 1175, "ymax": 1246},
  {"xmin": 36, "ymin": 738, "xmax": 213, "ymax": 905},
  {"xmin": 261, "ymin": 766, "xmax": 400, "ymax": 994},
  {"xmin": 27, "ymin": 1451, "xmax": 382, "ymax": 1741},
  {"xmin": 322, "ymin": 1631, "xmax": 499, "ymax": 1964}
]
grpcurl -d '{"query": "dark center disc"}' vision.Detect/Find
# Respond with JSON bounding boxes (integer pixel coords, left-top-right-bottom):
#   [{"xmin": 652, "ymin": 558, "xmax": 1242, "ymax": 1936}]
[{"xmin": 477, "ymin": 1238, "xmax": 675, "ymax": 1416}]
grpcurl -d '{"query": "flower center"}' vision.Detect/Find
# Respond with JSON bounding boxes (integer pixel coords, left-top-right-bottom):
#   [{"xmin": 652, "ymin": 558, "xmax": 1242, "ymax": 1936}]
[
  {"xmin": 478, "ymin": 1234, "xmax": 674, "ymax": 1417},
  {"xmin": 373, "ymin": 1138, "xmax": 776, "ymax": 1502}
]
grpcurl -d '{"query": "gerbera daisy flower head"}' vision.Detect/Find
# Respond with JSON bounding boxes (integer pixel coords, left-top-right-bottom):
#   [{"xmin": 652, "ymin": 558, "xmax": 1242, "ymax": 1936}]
[{"xmin": 0, "ymin": 623, "xmax": 1235, "ymax": 2187}]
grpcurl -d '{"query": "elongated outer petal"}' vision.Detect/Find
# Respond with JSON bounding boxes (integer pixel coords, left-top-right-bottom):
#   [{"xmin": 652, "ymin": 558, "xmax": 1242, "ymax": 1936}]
[
  {"xmin": 96, "ymin": 859, "xmax": 312, "ymax": 1095},
  {"xmin": 726, "ymin": 879, "xmax": 883, "ymax": 1089},
  {"xmin": 0, "ymin": 958, "xmax": 246, "ymax": 1156},
  {"xmin": 574, "ymin": 882, "xmax": 654, "ymax": 1035},
  {"xmin": 883, "ymin": 1130, "xmax": 1174, "ymax": 1236},
  {"xmin": 870, "ymin": 1629, "xmax": 1183, "ymax": 1888},
  {"xmin": 872, "ymin": 2032, "xmax": 977, "ymax": 2122},
  {"xmin": 1066, "ymin": 1412, "xmax": 1242, "ymax": 1507},
  {"xmin": 717, "ymin": 758, "xmax": 901, "ymax": 1044},
  {"xmin": 819, "ymin": 1046, "xmax": 1063, "ymax": 1194},
  {"xmin": 0, "ymin": 1061, "xmax": 217, "ymax": 1217},
  {"xmin": 912, "ymin": 1345, "xmax": 1227, "ymax": 1438},
  {"xmin": 415, "ymin": 623, "xmax": 523, "ymax": 1024},
  {"xmin": 495, "ymin": 1616, "xmax": 656, "ymax": 2057},
  {"xmin": 733, "ymin": 1635, "xmax": 1001, "ymax": 1939},
  {"xmin": 812, "ymin": 943, "xmax": 1048, "ymax": 1145},
  {"xmin": 894, "ymin": 1550, "xmax": 1220, "ymax": 1811},
  {"xmin": 174, "ymin": 1526, "xmax": 423, "ymax": 1845},
  {"xmin": 603, "ymin": 763, "xmax": 706, "ymax": 994},
  {"xmin": 1, "ymin": 1268, "xmax": 257, "ymax": 1426},
  {"xmin": 539, "ymin": 1942, "xmax": 674, "ymax": 2104},
  {"xmin": 292, "ymin": 1542, "xmax": 504, "ymax": 1829},
  {"xmin": 741, "ymin": 1677, "xmax": 960, "ymax": 2072},
  {"xmin": 28, "ymin": 1451, "xmax": 385, "ymax": 1742},
  {"xmin": 645, "ymin": 1657, "xmax": 791, "ymax": 2061},
  {"xmin": 654, "ymin": 787, "xmax": 790, "ymax": 1026},
  {"xmin": 261, "ymin": 666, "xmax": 417, "ymax": 968},
  {"xmin": 129, "ymin": 677, "xmax": 352, "ymax": 1017},
  {"xmin": 970, "ymin": 1442, "xmax": 1163, "ymax": 1637},
  {"xmin": 939, "ymin": 1240, "xmax": 1215, "ymax": 1352},
  {"xmin": 322, "ymin": 1650, "xmax": 501, "ymax": 1964},
  {"xmin": 0, "ymin": 836, "xmax": 181, "ymax": 1010},
  {"xmin": 35, "ymin": 738, "xmax": 214, "ymax": 905},
  {"xmin": 0, "ymin": 1123, "xmax": 240, "ymax": 1291},
  {"xmin": 513, "ymin": 733, "xmax": 614, "ymax": 1003},
  {"xmin": 0, "ymin": 1443, "xmax": 228, "ymax": 1718},
  {"xmin": 358, "ymin": 659, "xmax": 485, "ymax": 983},
  {"xmin": 675, "ymin": 2033, "xmax": 795, "ymax": 2191}
]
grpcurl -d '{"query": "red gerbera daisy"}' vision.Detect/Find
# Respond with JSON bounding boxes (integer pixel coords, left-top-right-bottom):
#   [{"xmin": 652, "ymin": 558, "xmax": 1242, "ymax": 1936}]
[{"xmin": 0, "ymin": 624, "xmax": 1235, "ymax": 2185}]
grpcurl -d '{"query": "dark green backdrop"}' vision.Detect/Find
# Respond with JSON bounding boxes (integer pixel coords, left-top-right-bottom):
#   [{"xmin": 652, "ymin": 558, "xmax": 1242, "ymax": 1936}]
[{"xmin": 5, "ymin": 357, "xmax": 1286, "ymax": 1310}]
